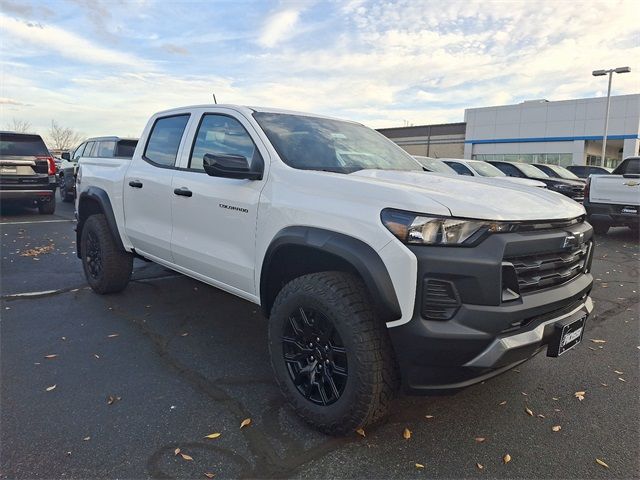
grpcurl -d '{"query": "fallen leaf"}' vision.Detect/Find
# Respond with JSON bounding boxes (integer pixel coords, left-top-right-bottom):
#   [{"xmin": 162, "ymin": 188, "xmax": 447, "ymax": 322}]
[
  {"xmin": 476, "ymin": 463, "xmax": 484, "ymax": 470},
  {"xmin": 107, "ymin": 334, "xmax": 119, "ymax": 338},
  {"xmin": 180, "ymin": 453, "xmax": 193, "ymax": 461},
  {"xmin": 94, "ymin": 354, "xmax": 100, "ymax": 359},
  {"xmin": 403, "ymin": 427, "xmax": 412, "ymax": 439},
  {"xmin": 574, "ymin": 391, "xmax": 586, "ymax": 401},
  {"xmin": 240, "ymin": 418, "xmax": 251, "ymax": 429},
  {"xmin": 44, "ymin": 354, "xmax": 58, "ymax": 359},
  {"xmin": 613, "ymin": 370, "xmax": 623, "ymax": 375},
  {"xmin": 356, "ymin": 428, "xmax": 365, "ymax": 437},
  {"xmin": 83, "ymin": 436, "xmax": 91, "ymax": 441},
  {"xmin": 174, "ymin": 448, "xmax": 181, "ymax": 456},
  {"xmin": 424, "ymin": 415, "xmax": 434, "ymax": 419},
  {"xmin": 503, "ymin": 453, "xmax": 512, "ymax": 464},
  {"xmin": 181, "ymin": 332, "xmax": 189, "ymax": 337},
  {"xmin": 521, "ymin": 392, "xmax": 528, "ymax": 396},
  {"xmin": 595, "ymin": 458, "xmax": 609, "ymax": 469},
  {"xmin": 61, "ymin": 337, "xmax": 66, "ymax": 341},
  {"xmin": 204, "ymin": 433, "xmax": 221, "ymax": 439},
  {"xmin": 107, "ymin": 395, "xmax": 121, "ymax": 405},
  {"xmin": 537, "ymin": 414, "xmax": 546, "ymax": 419},
  {"xmin": 46, "ymin": 384, "xmax": 56, "ymax": 392},
  {"xmin": 590, "ymin": 339, "xmax": 606, "ymax": 344},
  {"xmin": 204, "ymin": 474, "xmax": 216, "ymax": 479},
  {"xmin": 525, "ymin": 407, "xmax": 533, "ymax": 416},
  {"xmin": 475, "ymin": 437, "xmax": 486, "ymax": 443},
  {"xmin": 415, "ymin": 463, "xmax": 425, "ymax": 469},
  {"xmin": 552, "ymin": 425, "xmax": 561, "ymax": 432},
  {"xmin": 552, "ymin": 397, "xmax": 559, "ymax": 401},
  {"xmin": 499, "ymin": 401, "xmax": 507, "ymax": 406},
  {"xmin": 618, "ymin": 377, "xmax": 626, "ymax": 382},
  {"xmin": 601, "ymin": 383, "xmax": 608, "ymax": 387}
]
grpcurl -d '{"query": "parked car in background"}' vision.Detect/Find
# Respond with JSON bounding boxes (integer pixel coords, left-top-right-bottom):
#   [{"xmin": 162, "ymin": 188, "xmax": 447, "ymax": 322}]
[
  {"xmin": 486, "ymin": 160, "xmax": 585, "ymax": 201},
  {"xmin": 413, "ymin": 155, "xmax": 458, "ymax": 174},
  {"xmin": 75, "ymin": 104, "xmax": 594, "ymax": 434},
  {"xmin": 566, "ymin": 165, "xmax": 612, "ymax": 179},
  {"xmin": 532, "ymin": 163, "xmax": 586, "ymax": 184},
  {"xmin": 584, "ymin": 156, "xmax": 640, "ymax": 234},
  {"xmin": 0, "ymin": 131, "xmax": 57, "ymax": 214},
  {"xmin": 442, "ymin": 158, "xmax": 546, "ymax": 188},
  {"xmin": 59, "ymin": 136, "xmax": 137, "ymax": 202}
]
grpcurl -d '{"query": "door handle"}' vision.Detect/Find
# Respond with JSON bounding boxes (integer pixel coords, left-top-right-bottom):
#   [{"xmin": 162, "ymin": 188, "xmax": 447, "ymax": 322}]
[
  {"xmin": 128, "ymin": 180, "xmax": 143, "ymax": 188},
  {"xmin": 173, "ymin": 187, "xmax": 192, "ymax": 197}
]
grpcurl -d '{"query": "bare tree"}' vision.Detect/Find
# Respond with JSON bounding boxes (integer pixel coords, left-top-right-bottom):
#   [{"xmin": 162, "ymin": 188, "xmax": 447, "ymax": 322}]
[
  {"xmin": 48, "ymin": 120, "xmax": 83, "ymax": 151},
  {"xmin": 5, "ymin": 118, "xmax": 33, "ymax": 133}
]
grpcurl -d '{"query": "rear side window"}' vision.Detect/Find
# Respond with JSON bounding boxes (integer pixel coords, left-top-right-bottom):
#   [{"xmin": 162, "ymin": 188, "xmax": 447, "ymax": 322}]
[
  {"xmin": 96, "ymin": 141, "xmax": 116, "ymax": 158},
  {"xmin": 613, "ymin": 158, "xmax": 640, "ymax": 175},
  {"xmin": 144, "ymin": 115, "xmax": 190, "ymax": 167},
  {"xmin": 0, "ymin": 133, "xmax": 49, "ymax": 156},
  {"xmin": 115, "ymin": 140, "xmax": 137, "ymax": 158}
]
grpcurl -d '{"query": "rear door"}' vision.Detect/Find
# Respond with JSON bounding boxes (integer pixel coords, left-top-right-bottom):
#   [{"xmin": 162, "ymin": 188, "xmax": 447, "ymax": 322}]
[
  {"xmin": 0, "ymin": 133, "xmax": 52, "ymax": 192},
  {"xmin": 123, "ymin": 114, "xmax": 190, "ymax": 262}
]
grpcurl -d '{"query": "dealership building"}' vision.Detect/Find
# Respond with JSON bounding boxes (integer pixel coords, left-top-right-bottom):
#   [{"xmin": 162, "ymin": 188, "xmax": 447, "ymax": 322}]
[{"xmin": 379, "ymin": 94, "xmax": 640, "ymax": 169}]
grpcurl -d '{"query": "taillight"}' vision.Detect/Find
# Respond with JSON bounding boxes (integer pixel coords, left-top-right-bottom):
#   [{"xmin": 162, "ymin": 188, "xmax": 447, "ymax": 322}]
[
  {"xmin": 36, "ymin": 156, "xmax": 56, "ymax": 175},
  {"xmin": 584, "ymin": 177, "xmax": 590, "ymax": 202}
]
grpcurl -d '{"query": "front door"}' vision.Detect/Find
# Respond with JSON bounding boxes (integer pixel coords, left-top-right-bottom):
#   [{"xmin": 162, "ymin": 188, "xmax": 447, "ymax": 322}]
[{"xmin": 170, "ymin": 112, "xmax": 267, "ymax": 297}]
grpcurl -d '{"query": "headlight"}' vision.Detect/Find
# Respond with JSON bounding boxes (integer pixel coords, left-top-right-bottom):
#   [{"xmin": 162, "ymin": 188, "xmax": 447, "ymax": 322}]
[
  {"xmin": 554, "ymin": 184, "xmax": 572, "ymax": 190},
  {"xmin": 381, "ymin": 209, "xmax": 514, "ymax": 246}
]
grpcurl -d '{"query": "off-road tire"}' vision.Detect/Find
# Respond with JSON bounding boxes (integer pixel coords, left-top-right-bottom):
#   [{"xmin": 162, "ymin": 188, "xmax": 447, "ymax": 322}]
[
  {"xmin": 38, "ymin": 198, "xmax": 56, "ymax": 214},
  {"xmin": 591, "ymin": 221, "xmax": 610, "ymax": 235},
  {"xmin": 81, "ymin": 214, "xmax": 133, "ymax": 294},
  {"xmin": 268, "ymin": 271, "xmax": 398, "ymax": 435}
]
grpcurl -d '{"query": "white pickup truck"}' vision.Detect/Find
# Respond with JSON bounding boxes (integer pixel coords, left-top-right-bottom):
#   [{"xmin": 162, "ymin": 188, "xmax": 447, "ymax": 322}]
[
  {"xmin": 584, "ymin": 157, "xmax": 640, "ymax": 234},
  {"xmin": 76, "ymin": 105, "xmax": 594, "ymax": 434}
]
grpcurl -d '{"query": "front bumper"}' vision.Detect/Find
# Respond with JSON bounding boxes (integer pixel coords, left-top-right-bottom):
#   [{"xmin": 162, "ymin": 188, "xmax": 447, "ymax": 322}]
[{"xmin": 387, "ymin": 221, "xmax": 594, "ymax": 393}]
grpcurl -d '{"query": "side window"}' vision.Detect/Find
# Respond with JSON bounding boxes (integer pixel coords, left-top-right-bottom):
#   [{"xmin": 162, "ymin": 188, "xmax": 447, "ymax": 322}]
[
  {"xmin": 84, "ymin": 142, "xmax": 96, "ymax": 157},
  {"xmin": 447, "ymin": 162, "xmax": 474, "ymax": 176},
  {"xmin": 189, "ymin": 114, "xmax": 258, "ymax": 171},
  {"xmin": 72, "ymin": 143, "xmax": 86, "ymax": 161},
  {"xmin": 96, "ymin": 140, "xmax": 116, "ymax": 158},
  {"xmin": 495, "ymin": 162, "xmax": 520, "ymax": 177},
  {"xmin": 144, "ymin": 115, "xmax": 190, "ymax": 167}
]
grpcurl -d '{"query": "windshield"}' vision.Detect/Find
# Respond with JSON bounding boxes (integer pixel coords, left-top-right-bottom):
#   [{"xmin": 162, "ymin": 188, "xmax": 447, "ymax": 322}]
[
  {"xmin": 544, "ymin": 164, "xmax": 580, "ymax": 180},
  {"xmin": 253, "ymin": 112, "xmax": 422, "ymax": 173},
  {"xmin": 413, "ymin": 156, "xmax": 456, "ymax": 174},
  {"xmin": 517, "ymin": 163, "xmax": 550, "ymax": 179},
  {"xmin": 469, "ymin": 161, "xmax": 506, "ymax": 177}
]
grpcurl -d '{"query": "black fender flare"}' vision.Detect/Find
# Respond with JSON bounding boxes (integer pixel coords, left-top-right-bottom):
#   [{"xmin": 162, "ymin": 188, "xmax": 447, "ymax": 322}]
[
  {"xmin": 260, "ymin": 226, "xmax": 402, "ymax": 321},
  {"xmin": 76, "ymin": 187, "xmax": 125, "ymax": 257}
]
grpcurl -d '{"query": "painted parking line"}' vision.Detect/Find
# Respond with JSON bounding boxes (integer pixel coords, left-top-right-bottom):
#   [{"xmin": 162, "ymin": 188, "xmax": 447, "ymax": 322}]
[{"xmin": 0, "ymin": 219, "xmax": 74, "ymax": 225}]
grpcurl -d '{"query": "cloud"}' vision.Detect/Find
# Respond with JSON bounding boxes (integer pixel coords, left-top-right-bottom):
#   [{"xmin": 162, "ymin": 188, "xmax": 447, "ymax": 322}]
[
  {"xmin": 162, "ymin": 43, "xmax": 189, "ymax": 55},
  {"xmin": 258, "ymin": 8, "xmax": 301, "ymax": 48},
  {"xmin": 0, "ymin": 97, "xmax": 26, "ymax": 105},
  {"xmin": 0, "ymin": 0, "xmax": 54, "ymax": 18},
  {"xmin": 0, "ymin": 13, "xmax": 151, "ymax": 68}
]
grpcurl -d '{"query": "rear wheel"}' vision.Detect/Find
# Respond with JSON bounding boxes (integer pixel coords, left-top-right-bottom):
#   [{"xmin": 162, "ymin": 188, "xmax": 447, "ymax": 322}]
[
  {"xmin": 81, "ymin": 214, "xmax": 133, "ymax": 294},
  {"xmin": 268, "ymin": 271, "xmax": 398, "ymax": 435},
  {"xmin": 59, "ymin": 177, "xmax": 74, "ymax": 202},
  {"xmin": 38, "ymin": 198, "xmax": 56, "ymax": 214},
  {"xmin": 592, "ymin": 221, "xmax": 610, "ymax": 235}
]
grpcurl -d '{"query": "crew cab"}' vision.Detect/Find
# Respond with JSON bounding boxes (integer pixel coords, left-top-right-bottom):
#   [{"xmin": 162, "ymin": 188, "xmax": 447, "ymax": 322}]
[
  {"xmin": 76, "ymin": 105, "xmax": 594, "ymax": 434},
  {"xmin": 441, "ymin": 158, "xmax": 546, "ymax": 188},
  {"xmin": 0, "ymin": 131, "xmax": 57, "ymax": 214},
  {"xmin": 60, "ymin": 136, "xmax": 138, "ymax": 202},
  {"xmin": 584, "ymin": 156, "xmax": 640, "ymax": 234}
]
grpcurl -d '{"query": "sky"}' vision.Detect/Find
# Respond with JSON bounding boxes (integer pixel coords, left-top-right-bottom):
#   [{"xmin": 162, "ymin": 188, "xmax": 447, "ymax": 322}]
[{"xmin": 1, "ymin": 0, "xmax": 639, "ymax": 139}]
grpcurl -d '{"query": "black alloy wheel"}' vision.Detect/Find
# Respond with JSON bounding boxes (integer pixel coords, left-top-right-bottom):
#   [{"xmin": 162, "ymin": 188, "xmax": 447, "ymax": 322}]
[
  {"xmin": 85, "ymin": 230, "xmax": 103, "ymax": 279},
  {"xmin": 282, "ymin": 306, "xmax": 348, "ymax": 406}
]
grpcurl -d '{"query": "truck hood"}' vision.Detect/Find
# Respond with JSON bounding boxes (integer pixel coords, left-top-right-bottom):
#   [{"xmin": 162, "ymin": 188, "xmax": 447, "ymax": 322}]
[{"xmin": 349, "ymin": 169, "xmax": 585, "ymax": 221}]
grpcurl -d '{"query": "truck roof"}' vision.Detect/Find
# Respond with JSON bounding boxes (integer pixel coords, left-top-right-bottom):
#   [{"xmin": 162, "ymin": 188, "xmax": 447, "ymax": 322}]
[
  {"xmin": 84, "ymin": 136, "xmax": 138, "ymax": 142},
  {"xmin": 152, "ymin": 104, "xmax": 359, "ymax": 124}
]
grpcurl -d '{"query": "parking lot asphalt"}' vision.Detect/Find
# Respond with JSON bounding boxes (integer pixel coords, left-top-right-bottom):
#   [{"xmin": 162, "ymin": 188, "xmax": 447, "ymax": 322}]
[{"xmin": 1, "ymin": 199, "xmax": 638, "ymax": 479}]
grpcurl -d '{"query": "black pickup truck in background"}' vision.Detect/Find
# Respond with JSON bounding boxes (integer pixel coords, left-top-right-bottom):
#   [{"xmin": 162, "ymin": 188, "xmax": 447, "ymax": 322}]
[{"xmin": 0, "ymin": 132, "xmax": 58, "ymax": 214}]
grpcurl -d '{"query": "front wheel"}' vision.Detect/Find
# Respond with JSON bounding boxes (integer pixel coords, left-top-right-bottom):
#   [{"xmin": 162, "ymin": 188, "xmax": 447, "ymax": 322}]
[
  {"xmin": 268, "ymin": 271, "xmax": 398, "ymax": 435},
  {"xmin": 81, "ymin": 214, "xmax": 133, "ymax": 294}
]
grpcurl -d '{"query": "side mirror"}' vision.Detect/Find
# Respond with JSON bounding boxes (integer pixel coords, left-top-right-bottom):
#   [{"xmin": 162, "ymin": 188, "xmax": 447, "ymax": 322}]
[
  {"xmin": 61, "ymin": 152, "xmax": 71, "ymax": 161},
  {"xmin": 203, "ymin": 153, "xmax": 262, "ymax": 180}
]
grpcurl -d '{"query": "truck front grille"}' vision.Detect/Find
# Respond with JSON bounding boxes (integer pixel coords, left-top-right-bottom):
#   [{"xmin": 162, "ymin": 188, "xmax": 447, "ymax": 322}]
[{"xmin": 505, "ymin": 242, "xmax": 591, "ymax": 293}]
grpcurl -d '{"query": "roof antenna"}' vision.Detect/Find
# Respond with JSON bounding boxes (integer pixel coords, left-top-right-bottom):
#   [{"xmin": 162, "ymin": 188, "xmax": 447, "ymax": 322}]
[{"xmin": 212, "ymin": 93, "xmax": 217, "ymax": 104}]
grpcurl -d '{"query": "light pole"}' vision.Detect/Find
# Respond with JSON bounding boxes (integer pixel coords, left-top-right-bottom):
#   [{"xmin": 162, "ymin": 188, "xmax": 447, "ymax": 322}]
[{"xmin": 592, "ymin": 66, "xmax": 631, "ymax": 166}]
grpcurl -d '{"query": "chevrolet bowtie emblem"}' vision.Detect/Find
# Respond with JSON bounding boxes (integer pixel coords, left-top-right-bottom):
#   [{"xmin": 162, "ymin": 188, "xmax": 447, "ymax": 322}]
[{"xmin": 623, "ymin": 180, "xmax": 640, "ymax": 186}]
